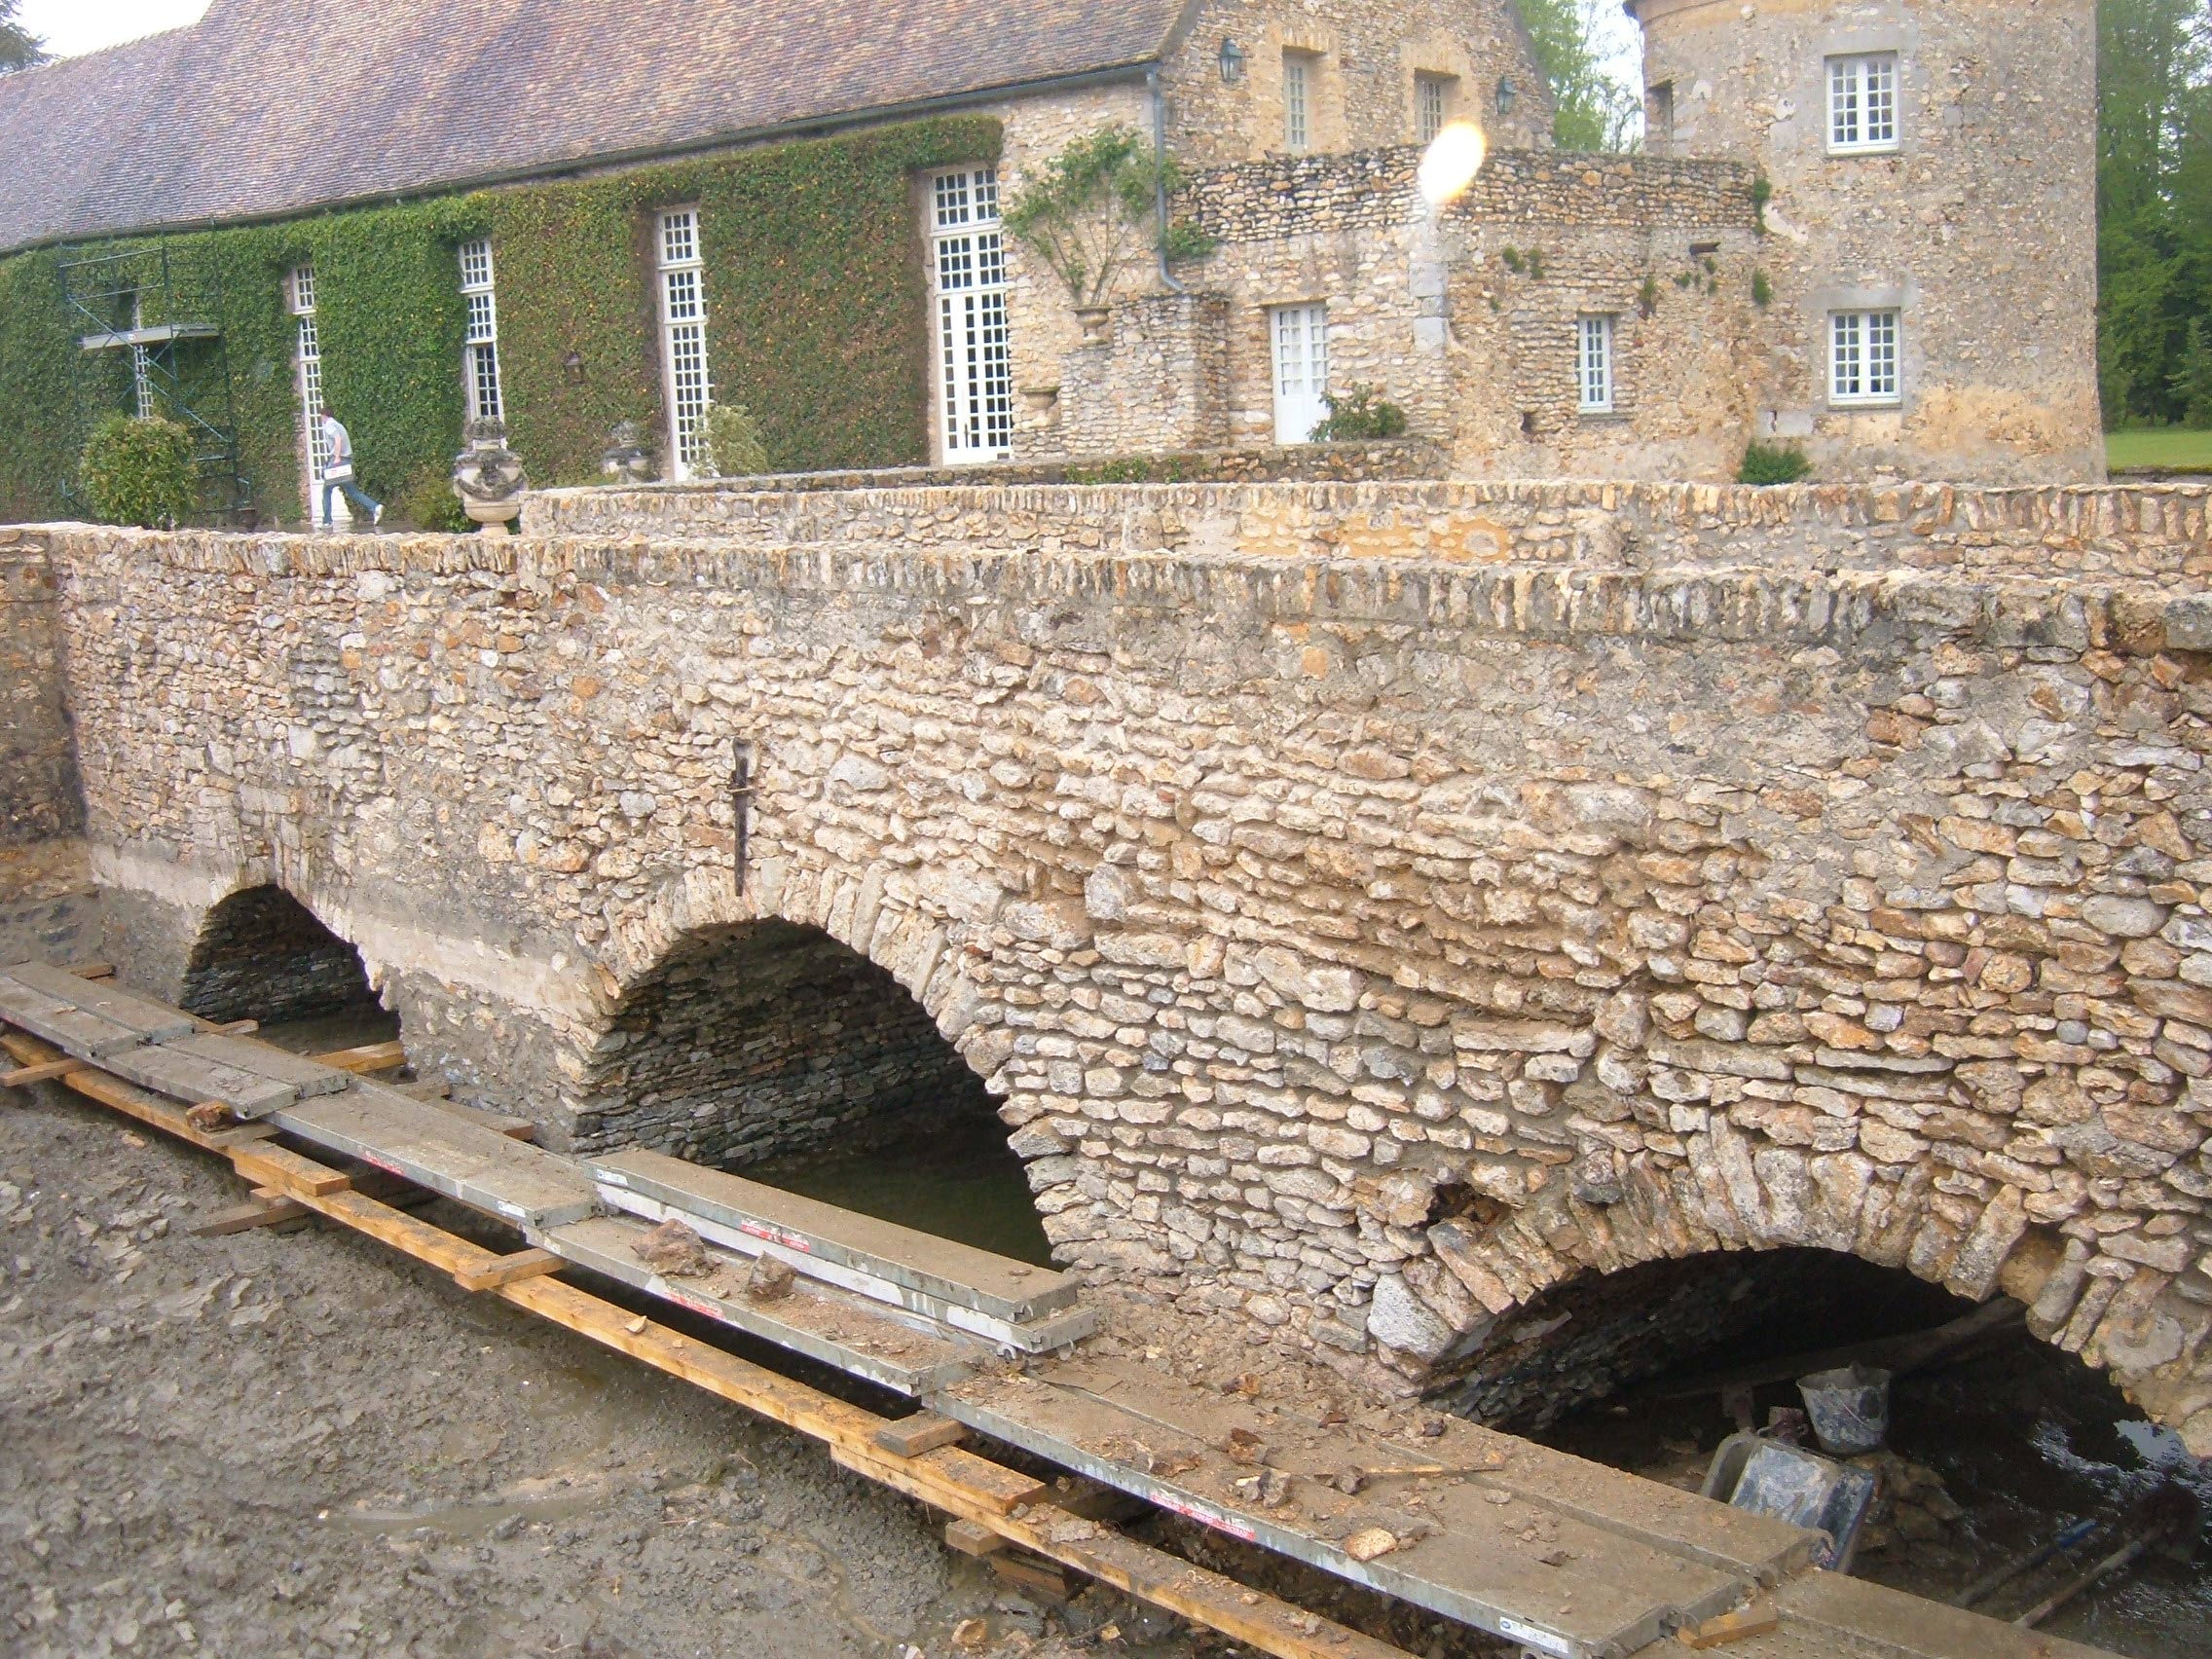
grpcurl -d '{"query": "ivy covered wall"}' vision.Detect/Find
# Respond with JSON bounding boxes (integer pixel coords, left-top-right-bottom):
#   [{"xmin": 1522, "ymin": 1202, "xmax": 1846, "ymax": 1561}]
[{"xmin": 0, "ymin": 117, "xmax": 999, "ymax": 526}]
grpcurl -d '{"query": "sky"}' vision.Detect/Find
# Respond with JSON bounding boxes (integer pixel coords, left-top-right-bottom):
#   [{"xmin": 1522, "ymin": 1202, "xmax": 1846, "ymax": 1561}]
[{"xmin": 18, "ymin": 0, "xmax": 209, "ymax": 59}]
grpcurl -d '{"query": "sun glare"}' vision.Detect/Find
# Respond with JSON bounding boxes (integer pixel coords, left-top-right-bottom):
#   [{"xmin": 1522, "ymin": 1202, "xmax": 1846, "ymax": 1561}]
[{"xmin": 1418, "ymin": 121, "xmax": 1490, "ymax": 208}]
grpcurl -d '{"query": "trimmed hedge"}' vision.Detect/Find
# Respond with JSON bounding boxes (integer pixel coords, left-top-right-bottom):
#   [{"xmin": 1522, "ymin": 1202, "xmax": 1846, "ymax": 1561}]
[{"xmin": 0, "ymin": 117, "xmax": 999, "ymax": 525}]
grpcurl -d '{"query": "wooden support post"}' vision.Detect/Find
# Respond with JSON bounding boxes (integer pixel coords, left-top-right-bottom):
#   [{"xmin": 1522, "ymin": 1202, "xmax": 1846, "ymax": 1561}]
[
  {"xmin": 190, "ymin": 1188, "xmax": 311, "ymax": 1236},
  {"xmin": 945, "ymin": 1519, "xmax": 1005, "ymax": 1557},
  {"xmin": 454, "ymin": 1248, "xmax": 564, "ymax": 1292},
  {"xmin": 2, "ymin": 1057, "xmax": 85, "ymax": 1088},
  {"xmin": 873, "ymin": 1413, "xmax": 969, "ymax": 1458},
  {"xmin": 311, "ymin": 1040, "xmax": 407, "ymax": 1075}
]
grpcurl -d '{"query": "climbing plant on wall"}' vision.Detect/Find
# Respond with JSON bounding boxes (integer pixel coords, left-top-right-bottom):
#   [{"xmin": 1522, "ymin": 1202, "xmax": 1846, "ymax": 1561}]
[{"xmin": 0, "ymin": 116, "xmax": 999, "ymax": 524}]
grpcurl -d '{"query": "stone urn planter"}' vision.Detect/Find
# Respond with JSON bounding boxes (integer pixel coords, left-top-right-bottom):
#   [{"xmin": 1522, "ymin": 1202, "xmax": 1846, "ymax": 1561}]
[
  {"xmin": 452, "ymin": 419, "xmax": 527, "ymax": 532},
  {"xmin": 1074, "ymin": 304, "xmax": 1112, "ymax": 347},
  {"xmin": 601, "ymin": 420, "xmax": 659, "ymax": 485}
]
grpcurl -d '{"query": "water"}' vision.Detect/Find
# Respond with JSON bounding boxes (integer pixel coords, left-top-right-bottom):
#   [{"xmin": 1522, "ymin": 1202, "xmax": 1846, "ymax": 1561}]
[{"xmin": 742, "ymin": 1111, "xmax": 1057, "ymax": 1268}]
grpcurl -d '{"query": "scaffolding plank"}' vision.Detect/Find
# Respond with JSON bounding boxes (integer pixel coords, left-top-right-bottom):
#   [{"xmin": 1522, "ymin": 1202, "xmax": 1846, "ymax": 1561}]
[
  {"xmin": 94, "ymin": 1041, "xmax": 296, "ymax": 1117},
  {"xmin": 598, "ymin": 1183, "xmax": 1096, "ymax": 1354},
  {"xmin": 540, "ymin": 1213, "xmax": 987, "ymax": 1398},
  {"xmin": 1, "ymin": 963, "xmax": 198, "ymax": 1041},
  {"xmin": 589, "ymin": 1147, "xmax": 1082, "ymax": 1322},
  {"xmin": 163, "ymin": 1031, "xmax": 352, "ymax": 1096},
  {"xmin": 0, "ymin": 975, "xmax": 149, "ymax": 1058},
  {"xmin": 275, "ymin": 1078, "xmax": 596, "ymax": 1227}
]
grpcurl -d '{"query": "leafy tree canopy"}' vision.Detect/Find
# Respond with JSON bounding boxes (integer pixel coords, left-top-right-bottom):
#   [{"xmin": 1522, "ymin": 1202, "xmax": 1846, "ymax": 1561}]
[
  {"xmin": 0, "ymin": 0, "xmax": 47, "ymax": 73},
  {"xmin": 1517, "ymin": 0, "xmax": 1642, "ymax": 152}
]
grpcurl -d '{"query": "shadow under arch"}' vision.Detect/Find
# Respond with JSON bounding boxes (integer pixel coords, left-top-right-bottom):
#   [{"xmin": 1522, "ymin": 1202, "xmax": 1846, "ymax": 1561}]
[
  {"xmin": 572, "ymin": 917, "xmax": 1051, "ymax": 1263},
  {"xmin": 178, "ymin": 883, "xmax": 393, "ymax": 1037}
]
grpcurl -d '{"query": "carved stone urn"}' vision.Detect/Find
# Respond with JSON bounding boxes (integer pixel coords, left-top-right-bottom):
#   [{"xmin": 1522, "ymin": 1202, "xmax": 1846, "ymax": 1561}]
[
  {"xmin": 452, "ymin": 419, "xmax": 528, "ymax": 531},
  {"xmin": 601, "ymin": 420, "xmax": 659, "ymax": 485},
  {"xmin": 1074, "ymin": 304, "xmax": 1112, "ymax": 347}
]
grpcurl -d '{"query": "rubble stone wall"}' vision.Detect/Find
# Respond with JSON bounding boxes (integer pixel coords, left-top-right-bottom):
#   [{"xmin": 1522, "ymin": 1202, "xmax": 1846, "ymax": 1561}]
[
  {"xmin": 0, "ymin": 527, "xmax": 82, "ymax": 846},
  {"xmin": 21, "ymin": 482, "xmax": 2212, "ymax": 1450},
  {"xmin": 176, "ymin": 884, "xmax": 383, "ymax": 1027}
]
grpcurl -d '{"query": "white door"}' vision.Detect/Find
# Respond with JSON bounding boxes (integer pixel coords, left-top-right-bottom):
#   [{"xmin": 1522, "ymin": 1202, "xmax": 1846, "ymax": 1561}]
[{"xmin": 1272, "ymin": 303, "xmax": 1329, "ymax": 444}]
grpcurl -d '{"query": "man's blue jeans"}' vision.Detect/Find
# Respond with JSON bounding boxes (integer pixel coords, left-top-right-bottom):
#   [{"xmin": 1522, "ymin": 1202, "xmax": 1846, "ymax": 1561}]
[{"xmin": 320, "ymin": 476, "xmax": 381, "ymax": 528}]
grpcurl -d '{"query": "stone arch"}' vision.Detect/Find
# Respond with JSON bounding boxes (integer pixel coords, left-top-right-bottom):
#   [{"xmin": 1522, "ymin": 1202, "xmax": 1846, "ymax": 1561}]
[
  {"xmin": 1379, "ymin": 1139, "xmax": 2211, "ymax": 1451},
  {"xmin": 571, "ymin": 863, "xmax": 1056, "ymax": 1243},
  {"xmin": 178, "ymin": 882, "xmax": 392, "ymax": 1032}
]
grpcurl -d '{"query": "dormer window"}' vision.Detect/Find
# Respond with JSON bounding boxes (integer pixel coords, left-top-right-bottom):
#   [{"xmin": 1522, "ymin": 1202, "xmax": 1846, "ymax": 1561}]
[{"xmin": 1828, "ymin": 53, "xmax": 1899, "ymax": 153}]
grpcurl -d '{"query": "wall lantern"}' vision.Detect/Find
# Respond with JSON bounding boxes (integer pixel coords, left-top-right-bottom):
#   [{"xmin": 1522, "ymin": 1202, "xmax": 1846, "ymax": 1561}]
[
  {"xmin": 564, "ymin": 350, "xmax": 585, "ymax": 384},
  {"xmin": 1219, "ymin": 38, "xmax": 1246, "ymax": 84},
  {"xmin": 1495, "ymin": 77, "xmax": 1517, "ymax": 117}
]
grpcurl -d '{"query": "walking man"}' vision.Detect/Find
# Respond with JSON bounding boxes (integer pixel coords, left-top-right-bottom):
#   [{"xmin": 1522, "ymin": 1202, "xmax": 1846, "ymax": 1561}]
[{"xmin": 317, "ymin": 404, "xmax": 383, "ymax": 530}]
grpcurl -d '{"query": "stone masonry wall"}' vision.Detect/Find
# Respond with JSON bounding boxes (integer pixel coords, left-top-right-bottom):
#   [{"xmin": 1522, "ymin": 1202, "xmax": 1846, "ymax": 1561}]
[
  {"xmin": 570, "ymin": 919, "xmax": 991, "ymax": 1169},
  {"xmin": 24, "ymin": 481, "xmax": 2212, "ymax": 1451},
  {"xmin": 177, "ymin": 884, "xmax": 382, "ymax": 1026},
  {"xmin": 1057, "ymin": 294, "xmax": 1233, "ymax": 460},
  {"xmin": 0, "ymin": 527, "xmax": 83, "ymax": 846}
]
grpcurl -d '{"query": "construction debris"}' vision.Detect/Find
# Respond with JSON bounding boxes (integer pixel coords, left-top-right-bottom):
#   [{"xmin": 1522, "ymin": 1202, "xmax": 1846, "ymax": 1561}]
[
  {"xmin": 747, "ymin": 1254, "xmax": 795, "ymax": 1301},
  {"xmin": 632, "ymin": 1217, "xmax": 715, "ymax": 1276}
]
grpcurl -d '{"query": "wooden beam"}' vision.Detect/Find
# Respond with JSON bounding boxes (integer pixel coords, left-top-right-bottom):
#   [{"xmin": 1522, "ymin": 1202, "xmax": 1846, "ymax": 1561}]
[
  {"xmin": 313, "ymin": 1041, "xmax": 407, "ymax": 1075},
  {"xmin": 2, "ymin": 1057, "xmax": 85, "ymax": 1087},
  {"xmin": 190, "ymin": 1189, "xmax": 311, "ymax": 1236},
  {"xmin": 231, "ymin": 1143, "xmax": 353, "ymax": 1198},
  {"xmin": 454, "ymin": 1247, "xmax": 564, "ymax": 1292},
  {"xmin": 63, "ymin": 960, "xmax": 114, "ymax": 979},
  {"xmin": 945, "ymin": 1519, "xmax": 1005, "ymax": 1556},
  {"xmin": 209, "ymin": 1018, "xmax": 259, "ymax": 1036},
  {"xmin": 874, "ymin": 1413, "xmax": 969, "ymax": 1457}
]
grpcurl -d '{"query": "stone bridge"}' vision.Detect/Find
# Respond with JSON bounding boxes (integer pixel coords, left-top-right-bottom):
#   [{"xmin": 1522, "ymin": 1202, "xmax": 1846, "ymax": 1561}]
[{"xmin": 10, "ymin": 476, "xmax": 2212, "ymax": 1451}]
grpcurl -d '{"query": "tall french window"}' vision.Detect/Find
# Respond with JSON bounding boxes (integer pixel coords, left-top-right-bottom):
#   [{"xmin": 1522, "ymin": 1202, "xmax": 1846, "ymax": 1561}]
[
  {"xmin": 930, "ymin": 168, "xmax": 1014, "ymax": 462},
  {"xmin": 656, "ymin": 208, "xmax": 713, "ymax": 478},
  {"xmin": 1283, "ymin": 55, "xmax": 1312, "ymax": 152},
  {"xmin": 1271, "ymin": 302, "xmax": 1329, "ymax": 444},
  {"xmin": 1577, "ymin": 314, "xmax": 1615, "ymax": 414},
  {"xmin": 1828, "ymin": 53, "xmax": 1899, "ymax": 153},
  {"xmin": 459, "ymin": 239, "xmax": 503, "ymax": 424},
  {"xmin": 288, "ymin": 264, "xmax": 348, "ymax": 521},
  {"xmin": 129, "ymin": 293, "xmax": 154, "ymax": 420}
]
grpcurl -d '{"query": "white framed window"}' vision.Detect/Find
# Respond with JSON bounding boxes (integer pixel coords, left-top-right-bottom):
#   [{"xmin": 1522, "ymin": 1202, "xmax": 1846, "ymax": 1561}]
[
  {"xmin": 929, "ymin": 167, "xmax": 1014, "ymax": 462},
  {"xmin": 459, "ymin": 238, "xmax": 503, "ymax": 424},
  {"xmin": 1577, "ymin": 314, "xmax": 1615, "ymax": 414},
  {"xmin": 1271, "ymin": 302, "xmax": 1329, "ymax": 444},
  {"xmin": 1283, "ymin": 54, "xmax": 1312, "ymax": 152},
  {"xmin": 288, "ymin": 263, "xmax": 348, "ymax": 522},
  {"xmin": 129, "ymin": 293, "xmax": 154, "ymax": 420},
  {"xmin": 1829, "ymin": 309, "xmax": 1901, "ymax": 405},
  {"xmin": 656, "ymin": 207, "xmax": 713, "ymax": 478},
  {"xmin": 1415, "ymin": 74, "xmax": 1451, "ymax": 145},
  {"xmin": 1828, "ymin": 53, "xmax": 1899, "ymax": 153}
]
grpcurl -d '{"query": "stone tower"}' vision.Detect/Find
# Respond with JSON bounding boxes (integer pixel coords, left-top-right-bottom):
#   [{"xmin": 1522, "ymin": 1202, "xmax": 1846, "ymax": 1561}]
[{"xmin": 1626, "ymin": 0, "xmax": 2104, "ymax": 484}]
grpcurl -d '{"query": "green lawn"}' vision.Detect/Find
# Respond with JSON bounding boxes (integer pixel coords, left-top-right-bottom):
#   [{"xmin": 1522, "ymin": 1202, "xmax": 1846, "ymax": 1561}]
[{"xmin": 2106, "ymin": 427, "xmax": 2212, "ymax": 472}]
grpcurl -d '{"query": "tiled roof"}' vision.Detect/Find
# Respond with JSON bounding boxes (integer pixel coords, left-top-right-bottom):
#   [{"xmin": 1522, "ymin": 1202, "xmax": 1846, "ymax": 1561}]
[{"xmin": 0, "ymin": 0, "xmax": 1194, "ymax": 255}]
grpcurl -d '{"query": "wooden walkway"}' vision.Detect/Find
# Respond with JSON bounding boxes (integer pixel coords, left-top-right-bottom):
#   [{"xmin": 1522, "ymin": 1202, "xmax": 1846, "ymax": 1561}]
[{"xmin": 0, "ymin": 960, "xmax": 2115, "ymax": 1659}]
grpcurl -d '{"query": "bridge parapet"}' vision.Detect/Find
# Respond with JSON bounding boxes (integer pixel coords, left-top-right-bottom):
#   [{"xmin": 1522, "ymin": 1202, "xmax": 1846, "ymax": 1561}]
[{"xmin": 16, "ymin": 488, "xmax": 2212, "ymax": 1450}]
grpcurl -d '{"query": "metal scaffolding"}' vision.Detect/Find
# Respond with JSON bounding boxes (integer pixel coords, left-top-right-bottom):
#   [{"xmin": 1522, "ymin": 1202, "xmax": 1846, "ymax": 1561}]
[{"xmin": 58, "ymin": 240, "xmax": 252, "ymax": 525}]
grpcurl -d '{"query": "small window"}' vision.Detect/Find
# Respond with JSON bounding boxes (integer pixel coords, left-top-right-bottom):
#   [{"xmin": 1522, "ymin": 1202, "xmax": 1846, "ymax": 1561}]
[
  {"xmin": 1828, "ymin": 53, "xmax": 1899, "ymax": 153},
  {"xmin": 458, "ymin": 239, "xmax": 502, "ymax": 424},
  {"xmin": 1283, "ymin": 53, "xmax": 1312, "ymax": 152},
  {"xmin": 1829, "ymin": 309, "xmax": 1901, "ymax": 405},
  {"xmin": 1648, "ymin": 81, "xmax": 1676, "ymax": 152},
  {"xmin": 1577, "ymin": 315, "xmax": 1615, "ymax": 414},
  {"xmin": 1415, "ymin": 74, "xmax": 1452, "ymax": 145}
]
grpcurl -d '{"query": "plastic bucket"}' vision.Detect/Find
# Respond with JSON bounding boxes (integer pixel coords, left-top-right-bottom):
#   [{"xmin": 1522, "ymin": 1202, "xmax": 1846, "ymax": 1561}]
[{"xmin": 1797, "ymin": 1363, "xmax": 1892, "ymax": 1456}]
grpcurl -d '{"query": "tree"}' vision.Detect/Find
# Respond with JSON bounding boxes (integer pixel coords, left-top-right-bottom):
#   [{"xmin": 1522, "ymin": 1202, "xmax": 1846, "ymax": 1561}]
[
  {"xmin": 1517, "ymin": 0, "xmax": 1642, "ymax": 152},
  {"xmin": 2097, "ymin": 0, "xmax": 2212, "ymax": 424},
  {"xmin": 1003, "ymin": 127, "xmax": 1212, "ymax": 309},
  {"xmin": 0, "ymin": 0, "xmax": 46, "ymax": 73}
]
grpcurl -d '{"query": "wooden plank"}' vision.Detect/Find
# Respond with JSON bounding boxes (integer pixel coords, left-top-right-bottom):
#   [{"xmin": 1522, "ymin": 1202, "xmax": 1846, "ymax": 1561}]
[
  {"xmin": 311, "ymin": 1040, "xmax": 407, "ymax": 1075},
  {"xmin": 873, "ymin": 1413, "xmax": 968, "ymax": 1457},
  {"xmin": 164, "ymin": 1031, "xmax": 351, "ymax": 1097},
  {"xmin": 2, "ymin": 1057, "xmax": 84, "ymax": 1087},
  {"xmin": 945, "ymin": 1519, "xmax": 1005, "ymax": 1557},
  {"xmin": 190, "ymin": 1190, "xmax": 311, "ymax": 1236},
  {"xmin": 63, "ymin": 960, "xmax": 114, "ymax": 979},
  {"xmin": 95, "ymin": 1042, "xmax": 296, "ymax": 1118},
  {"xmin": 208, "ymin": 1019, "xmax": 259, "ymax": 1036},
  {"xmin": 590, "ymin": 1147, "xmax": 1082, "ymax": 1321},
  {"xmin": 1, "ymin": 963, "xmax": 197, "ymax": 1041},
  {"xmin": 1677, "ymin": 1604, "xmax": 1779, "ymax": 1649},
  {"xmin": 2, "ymin": 1031, "xmax": 227, "ymax": 1149},
  {"xmin": 454, "ymin": 1247, "xmax": 564, "ymax": 1292},
  {"xmin": 0, "ymin": 976, "xmax": 147, "ymax": 1057},
  {"xmin": 423, "ymin": 1093, "xmax": 536, "ymax": 1142},
  {"xmin": 990, "ymin": 1554, "xmax": 1075, "ymax": 1599},
  {"xmin": 230, "ymin": 1143, "xmax": 353, "ymax": 1198}
]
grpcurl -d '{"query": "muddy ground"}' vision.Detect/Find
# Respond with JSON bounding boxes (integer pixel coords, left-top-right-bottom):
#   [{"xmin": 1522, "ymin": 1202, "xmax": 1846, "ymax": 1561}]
[{"xmin": 0, "ymin": 1087, "xmax": 1218, "ymax": 1659}]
